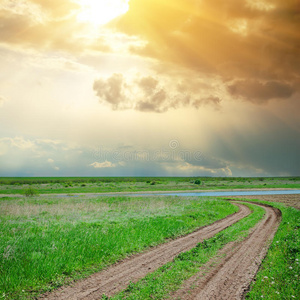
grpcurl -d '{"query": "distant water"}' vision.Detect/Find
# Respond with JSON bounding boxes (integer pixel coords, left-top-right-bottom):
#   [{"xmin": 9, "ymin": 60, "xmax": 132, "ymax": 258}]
[
  {"xmin": 133, "ymin": 190, "xmax": 300, "ymax": 197},
  {"xmin": 13, "ymin": 189, "xmax": 299, "ymax": 198}
]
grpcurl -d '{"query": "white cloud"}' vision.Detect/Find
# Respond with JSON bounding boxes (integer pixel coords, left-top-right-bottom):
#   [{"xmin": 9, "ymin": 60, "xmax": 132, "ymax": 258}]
[
  {"xmin": 0, "ymin": 137, "xmax": 35, "ymax": 150},
  {"xmin": 90, "ymin": 161, "xmax": 116, "ymax": 168},
  {"xmin": 0, "ymin": 0, "xmax": 47, "ymax": 24},
  {"xmin": 163, "ymin": 161, "xmax": 233, "ymax": 177},
  {"xmin": 54, "ymin": 166, "xmax": 60, "ymax": 171},
  {"xmin": 36, "ymin": 139, "xmax": 62, "ymax": 146},
  {"xmin": 48, "ymin": 158, "xmax": 54, "ymax": 163},
  {"xmin": 246, "ymin": 0, "xmax": 275, "ymax": 11}
]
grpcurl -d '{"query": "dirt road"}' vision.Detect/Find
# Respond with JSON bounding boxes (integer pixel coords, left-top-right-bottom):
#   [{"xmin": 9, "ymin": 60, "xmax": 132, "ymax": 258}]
[
  {"xmin": 230, "ymin": 194, "xmax": 300, "ymax": 210},
  {"xmin": 41, "ymin": 203, "xmax": 250, "ymax": 300},
  {"xmin": 171, "ymin": 202, "xmax": 281, "ymax": 299}
]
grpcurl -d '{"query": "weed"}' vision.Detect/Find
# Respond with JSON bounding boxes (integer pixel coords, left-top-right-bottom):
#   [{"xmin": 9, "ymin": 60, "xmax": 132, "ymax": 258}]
[{"xmin": 23, "ymin": 187, "xmax": 39, "ymax": 197}]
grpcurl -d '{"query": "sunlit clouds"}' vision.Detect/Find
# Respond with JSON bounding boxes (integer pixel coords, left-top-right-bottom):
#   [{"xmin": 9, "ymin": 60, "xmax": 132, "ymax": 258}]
[
  {"xmin": 0, "ymin": 0, "xmax": 299, "ymax": 176},
  {"xmin": 76, "ymin": 0, "xmax": 130, "ymax": 26},
  {"xmin": 93, "ymin": 71, "xmax": 223, "ymax": 112}
]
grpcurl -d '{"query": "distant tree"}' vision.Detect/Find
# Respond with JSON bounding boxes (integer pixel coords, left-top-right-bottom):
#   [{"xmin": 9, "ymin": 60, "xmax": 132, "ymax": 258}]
[{"xmin": 23, "ymin": 187, "xmax": 39, "ymax": 197}]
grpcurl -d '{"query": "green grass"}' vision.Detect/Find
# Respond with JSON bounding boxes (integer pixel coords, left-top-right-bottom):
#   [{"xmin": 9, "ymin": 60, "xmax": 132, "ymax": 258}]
[
  {"xmin": 109, "ymin": 202, "xmax": 265, "ymax": 300},
  {"xmin": 244, "ymin": 200, "xmax": 300, "ymax": 299},
  {"xmin": 0, "ymin": 176, "xmax": 299, "ymax": 195},
  {"xmin": 0, "ymin": 196, "xmax": 237, "ymax": 299}
]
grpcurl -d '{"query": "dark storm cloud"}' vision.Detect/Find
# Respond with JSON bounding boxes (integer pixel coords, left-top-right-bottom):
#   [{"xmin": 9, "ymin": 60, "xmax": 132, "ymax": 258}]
[
  {"xmin": 228, "ymin": 80, "xmax": 295, "ymax": 103},
  {"xmin": 112, "ymin": 0, "xmax": 300, "ymax": 102},
  {"xmin": 207, "ymin": 110, "xmax": 300, "ymax": 176}
]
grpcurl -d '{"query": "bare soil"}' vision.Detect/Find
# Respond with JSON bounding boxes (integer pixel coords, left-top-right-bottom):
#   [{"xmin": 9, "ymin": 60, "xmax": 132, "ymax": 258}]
[
  {"xmin": 171, "ymin": 202, "xmax": 281, "ymax": 300},
  {"xmin": 40, "ymin": 203, "xmax": 250, "ymax": 300},
  {"xmin": 230, "ymin": 194, "xmax": 300, "ymax": 210}
]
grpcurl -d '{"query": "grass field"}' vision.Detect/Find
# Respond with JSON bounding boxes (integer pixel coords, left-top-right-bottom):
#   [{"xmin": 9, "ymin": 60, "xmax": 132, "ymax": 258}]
[
  {"xmin": 1, "ymin": 184, "xmax": 299, "ymax": 299},
  {"xmin": 0, "ymin": 195, "xmax": 237, "ymax": 299},
  {"xmin": 244, "ymin": 200, "xmax": 300, "ymax": 299},
  {"xmin": 0, "ymin": 176, "xmax": 299, "ymax": 195}
]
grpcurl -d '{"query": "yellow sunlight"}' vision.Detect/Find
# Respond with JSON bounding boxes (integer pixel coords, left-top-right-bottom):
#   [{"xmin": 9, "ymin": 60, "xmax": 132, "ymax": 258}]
[{"xmin": 77, "ymin": 0, "xmax": 130, "ymax": 26}]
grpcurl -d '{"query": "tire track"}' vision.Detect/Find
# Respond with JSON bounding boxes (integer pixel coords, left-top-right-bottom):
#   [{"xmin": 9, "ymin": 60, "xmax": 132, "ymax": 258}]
[
  {"xmin": 40, "ymin": 203, "xmax": 250, "ymax": 300},
  {"xmin": 171, "ymin": 202, "xmax": 281, "ymax": 300}
]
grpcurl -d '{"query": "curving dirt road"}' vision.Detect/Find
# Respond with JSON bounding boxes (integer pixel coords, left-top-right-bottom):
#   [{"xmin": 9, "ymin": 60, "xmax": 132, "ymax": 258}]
[
  {"xmin": 40, "ymin": 203, "xmax": 250, "ymax": 300},
  {"xmin": 171, "ymin": 202, "xmax": 281, "ymax": 300}
]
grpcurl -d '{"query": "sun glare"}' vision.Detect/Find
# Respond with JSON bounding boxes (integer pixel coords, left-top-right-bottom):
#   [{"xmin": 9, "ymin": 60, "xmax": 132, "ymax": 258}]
[{"xmin": 77, "ymin": 0, "xmax": 130, "ymax": 26}]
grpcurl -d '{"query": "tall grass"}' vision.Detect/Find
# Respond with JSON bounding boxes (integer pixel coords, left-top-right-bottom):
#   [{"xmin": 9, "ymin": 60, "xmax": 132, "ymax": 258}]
[{"xmin": 0, "ymin": 196, "xmax": 237, "ymax": 299}]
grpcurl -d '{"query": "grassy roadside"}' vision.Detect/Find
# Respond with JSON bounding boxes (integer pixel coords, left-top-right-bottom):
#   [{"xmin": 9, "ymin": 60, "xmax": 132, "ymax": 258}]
[
  {"xmin": 244, "ymin": 200, "xmax": 300, "ymax": 299},
  {"xmin": 109, "ymin": 202, "xmax": 265, "ymax": 300},
  {"xmin": 0, "ymin": 196, "xmax": 236, "ymax": 300}
]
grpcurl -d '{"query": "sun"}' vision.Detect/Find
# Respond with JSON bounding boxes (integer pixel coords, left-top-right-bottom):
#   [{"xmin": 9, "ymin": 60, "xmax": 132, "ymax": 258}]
[{"xmin": 76, "ymin": 0, "xmax": 130, "ymax": 26}]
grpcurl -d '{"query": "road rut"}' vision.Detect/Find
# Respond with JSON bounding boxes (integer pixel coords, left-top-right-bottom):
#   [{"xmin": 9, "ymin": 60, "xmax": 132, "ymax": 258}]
[{"xmin": 171, "ymin": 202, "xmax": 281, "ymax": 300}]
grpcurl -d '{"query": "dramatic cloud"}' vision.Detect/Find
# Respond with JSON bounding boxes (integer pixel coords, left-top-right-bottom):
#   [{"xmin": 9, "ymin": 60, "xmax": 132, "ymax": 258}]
[
  {"xmin": 228, "ymin": 80, "xmax": 295, "ymax": 103},
  {"xmin": 0, "ymin": 1, "xmax": 299, "ymax": 177},
  {"xmin": 93, "ymin": 73, "xmax": 128, "ymax": 109},
  {"xmin": 113, "ymin": 0, "xmax": 300, "ymax": 101},
  {"xmin": 0, "ymin": 0, "xmax": 112, "ymax": 53},
  {"xmin": 93, "ymin": 72, "xmax": 222, "ymax": 112}
]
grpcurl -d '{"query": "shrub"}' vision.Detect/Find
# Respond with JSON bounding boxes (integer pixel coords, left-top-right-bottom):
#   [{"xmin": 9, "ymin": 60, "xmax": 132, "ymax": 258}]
[
  {"xmin": 23, "ymin": 187, "xmax": 39, "ymax": 197},
  {"xmin": 194, "ymin": 180, "xmax": 201, "ymax": 185}
]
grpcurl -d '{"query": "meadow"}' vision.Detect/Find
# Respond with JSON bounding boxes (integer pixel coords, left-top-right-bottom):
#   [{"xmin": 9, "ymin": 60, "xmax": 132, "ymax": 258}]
[
  {"xmin": 0, "ymin": 195, "xmax": 237, "ymax": 299},
  {"xmin": 0, "ymin": 176, "xmax": 299, "ymax": 195},
  {"xmin": 0, "ymin": 181, "xmax": 299, "ymax": 299}
]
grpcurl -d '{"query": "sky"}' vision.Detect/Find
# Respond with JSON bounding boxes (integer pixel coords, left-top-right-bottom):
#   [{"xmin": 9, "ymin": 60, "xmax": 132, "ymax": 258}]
[{"xmin": 0, "ymin": 0, "xmax": 299, "ymax": 177}]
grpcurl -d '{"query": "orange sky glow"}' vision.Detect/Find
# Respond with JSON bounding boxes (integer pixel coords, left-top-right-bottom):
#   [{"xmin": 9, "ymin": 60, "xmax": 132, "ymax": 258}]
[{"xmin": 0, "ymin": 0, "xmax": 299, "ymax": 176}]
